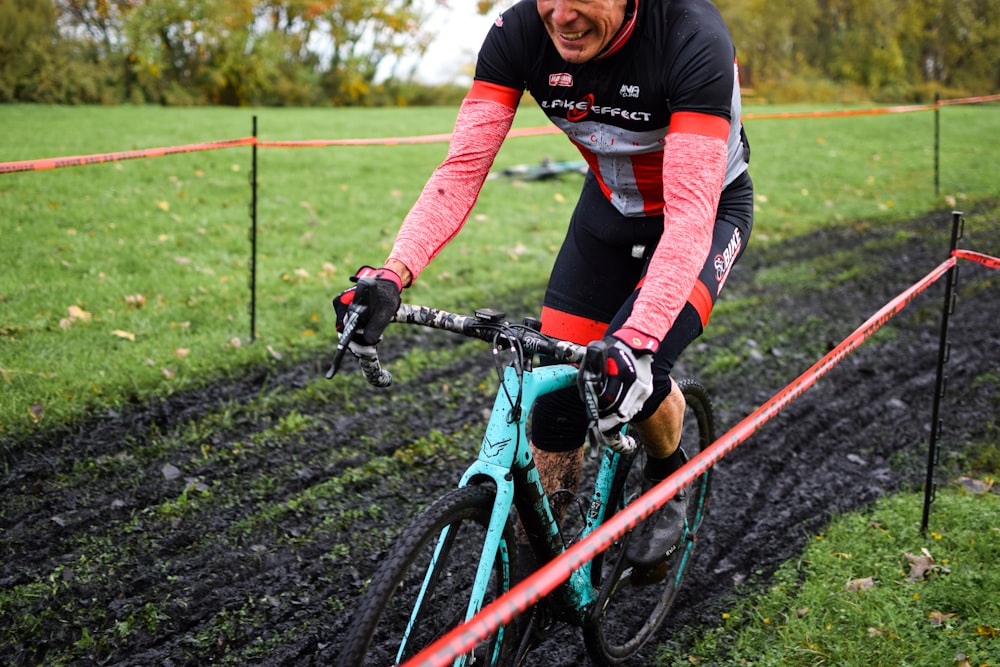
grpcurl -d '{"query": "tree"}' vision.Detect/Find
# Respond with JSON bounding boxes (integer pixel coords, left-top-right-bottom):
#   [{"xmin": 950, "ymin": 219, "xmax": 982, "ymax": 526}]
[{"xmin": 0, "ymin": 0, "xmax": 58, "ymax": 100}]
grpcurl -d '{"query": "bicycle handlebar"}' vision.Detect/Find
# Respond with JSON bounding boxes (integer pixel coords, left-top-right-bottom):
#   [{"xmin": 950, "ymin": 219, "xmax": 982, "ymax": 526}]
[
  {"xmin": 392, "ymin": 304, "xmax": 588, "ymax": 364},
  {"xmin": 328, "ymin": 297, "xmax": 638, "ymax": 455}
]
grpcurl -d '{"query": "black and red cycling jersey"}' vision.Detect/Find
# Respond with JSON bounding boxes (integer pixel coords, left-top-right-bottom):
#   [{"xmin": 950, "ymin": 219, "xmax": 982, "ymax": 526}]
[
  {"xmin": 474, "ymin": 0, "xmax": 750, "ymax": 218},
  {"xmin": 387, "ymin": 0, "xmax": 751, "ymax": 347}
]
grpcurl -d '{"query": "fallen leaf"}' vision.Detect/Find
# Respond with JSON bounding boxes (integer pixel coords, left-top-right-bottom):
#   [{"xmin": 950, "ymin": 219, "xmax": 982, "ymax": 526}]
[
  {"xmin": 229, "ymin": 337, "xmax": 242, "ymax": 349},
  {"xmin": 112, "ymin": 329, "xmax": 136, "ymax": 341},
  {"xmin": 956, "ymin": 476, "xmax": 992, "ymax": 494},
  {"xmin": 125, "ymin": 293, "xmax": 147, "ymax": 309},
  {"xmin": 67, "ymin": 305, "xmax": 92, "ymax": 321},
  {"xmin": 929, "ymin": 610, "xmax": 956, "ymax": 626},
  {"xmin": 161, "ymin": 367, "xmax": 175, "ymax": 378},
  {"xmin": 267, "ymin": 345, "xmax": 282, "ymax": 361},
  {"xmin": 174, "ymin": 256, "xmax": 192, "ymax": 265},
  {"xmin": 977, "ymin": 625, "xmax": 998, "ymax": 638},
  {"xmin": 905, "ymin": 550, "xmax": 938, "ymax": 582},
  {"xmin": 845, "ymin": 577, "xmax": 875, "ymax": 591},
  {"xmin": 156, "ymin": 200, "xmax": 170, "ymax": 211},
  {"xmin": 28, "ymin": 402, "xmax": 44, "ymax": 422},
  {"xmin": 175, "ymin": 348, "xmax": 189, "ymax": 359}
]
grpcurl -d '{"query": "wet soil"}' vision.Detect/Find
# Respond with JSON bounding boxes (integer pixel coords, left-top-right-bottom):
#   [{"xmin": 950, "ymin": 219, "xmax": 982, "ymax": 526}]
[{"xmin": 1, "ymin": 206, "xmax": 998, "ymax": 666}]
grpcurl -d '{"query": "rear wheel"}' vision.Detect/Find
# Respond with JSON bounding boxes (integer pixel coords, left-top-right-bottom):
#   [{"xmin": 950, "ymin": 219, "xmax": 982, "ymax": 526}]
[
  {"xmin": 583, "ymin": 379, "xmax": 716, "ymax": 665},
  {"xmin": 337, "ymin": 484, "xmax": 518, "ymax": 667}
]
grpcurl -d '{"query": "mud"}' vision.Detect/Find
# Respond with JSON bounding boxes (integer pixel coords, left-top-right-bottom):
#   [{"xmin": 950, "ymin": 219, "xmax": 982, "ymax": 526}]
[{"xmin": 1, "ymin": 206, "xmax": 998, "ymax": 666}]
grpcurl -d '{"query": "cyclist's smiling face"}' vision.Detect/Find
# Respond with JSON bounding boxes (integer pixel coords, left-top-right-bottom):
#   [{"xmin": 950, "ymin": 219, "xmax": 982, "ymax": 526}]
[{"xmin": 537, "ymin": 0, "xmax": 628, "ymax": 64}]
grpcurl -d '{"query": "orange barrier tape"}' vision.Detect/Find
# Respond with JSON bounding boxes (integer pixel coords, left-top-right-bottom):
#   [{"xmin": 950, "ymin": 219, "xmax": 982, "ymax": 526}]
[
  {"xmin": 401, "ymin": 253, "xmax": 982, "ymax": 667},
  {"xmin": 2, "ymin": 96, "xmax": 996, "ymax": 170},
  {"xmin": 742, "ymin": 103, "xmax": 933, "ymax": 121},
  {"xmin": 258, "ymin": 133, "xmax": 454, "ymax": 148},
  {"xmin": 939, "ymin": 93, "xmax": 1000, "ymax": 106},
  {"xmin": 256, "ymin": 125, "xmax": 559, "ymax": 149},
  {"xmin": 954, "ymin": 248, "xmax": 1000, "ymax": 270},
  {"xmin": 0, "ymin": 137, "xmax": 256, "ymax": 174}
]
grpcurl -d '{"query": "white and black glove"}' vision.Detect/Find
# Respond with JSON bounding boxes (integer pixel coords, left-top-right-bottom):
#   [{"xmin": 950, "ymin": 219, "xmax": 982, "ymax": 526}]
[{"xmin": 591, "ymin": 333, "xmax": 654, "ymax": 432}]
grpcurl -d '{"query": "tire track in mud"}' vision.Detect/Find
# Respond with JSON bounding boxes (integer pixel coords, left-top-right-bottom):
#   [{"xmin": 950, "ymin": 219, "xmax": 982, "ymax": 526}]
[{"xmin": 1, "ymin": 340, "xmax": 498, "ymax": 664}]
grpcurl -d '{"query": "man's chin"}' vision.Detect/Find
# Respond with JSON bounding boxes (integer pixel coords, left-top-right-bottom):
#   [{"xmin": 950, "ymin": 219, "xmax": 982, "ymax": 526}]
[{"xmin": 555, "ymin": 45, "xmax": 595, "ymax": 64}]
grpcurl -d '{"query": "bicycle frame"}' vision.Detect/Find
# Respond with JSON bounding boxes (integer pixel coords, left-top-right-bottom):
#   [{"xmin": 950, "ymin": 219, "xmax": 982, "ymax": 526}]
[
  {"xmin": 332, "ymin": 297, "xmax": 641, "ymax": 665},
  {"xmin": 408, "ymin": 361, "xmax": 627, "ymax": 664}
]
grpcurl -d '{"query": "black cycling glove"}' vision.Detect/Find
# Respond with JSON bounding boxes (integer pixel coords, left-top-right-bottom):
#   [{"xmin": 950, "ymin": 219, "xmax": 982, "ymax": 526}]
[{"xmin": 332, "ymin": 266, "xmax": 403, "ymax": 348}]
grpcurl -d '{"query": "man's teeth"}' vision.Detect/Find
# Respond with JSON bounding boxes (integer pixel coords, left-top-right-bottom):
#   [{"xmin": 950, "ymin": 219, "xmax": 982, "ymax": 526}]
[{"xmin": 562, "ymin": 31, "xmax": 585, "ymax": 39}]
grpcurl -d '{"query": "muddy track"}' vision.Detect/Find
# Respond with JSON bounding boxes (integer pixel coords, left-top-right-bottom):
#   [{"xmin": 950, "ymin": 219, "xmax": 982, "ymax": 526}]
[{"xmin": 1, "ymin": 206, "xmax": 997, "ymax": 666}]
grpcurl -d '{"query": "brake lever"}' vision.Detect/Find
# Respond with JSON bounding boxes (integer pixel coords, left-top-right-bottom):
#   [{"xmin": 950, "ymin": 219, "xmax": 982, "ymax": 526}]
[
  {"xmin": 580, "ymin": 340, "xmax": 608, "ymax": 457},
  {"xmin": 326, "ymin": 303, "xmax": 366, "ymax": 379},
  {"xmin": 579, "ymin": 340, "xmax": 640, "ymax": 456},
  {"xmin": 326, "ymin": 277, "xmax": 375, "ymax": 380}
]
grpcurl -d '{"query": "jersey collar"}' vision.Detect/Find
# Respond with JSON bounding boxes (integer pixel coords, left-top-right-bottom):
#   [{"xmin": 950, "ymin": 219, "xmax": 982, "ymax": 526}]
[{"xmin": 596, "ymin": 0, "xmax": 638, "ymax": 60}]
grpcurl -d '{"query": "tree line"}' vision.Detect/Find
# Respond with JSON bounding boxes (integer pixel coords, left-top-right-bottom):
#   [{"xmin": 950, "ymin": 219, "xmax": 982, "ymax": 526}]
[
  {"xmin": 716, "ymin": 0, "xmax": 1000, "ymax": 102},
  {"xmin": 2, "ymin": 0, "xmax": 998, "ymax": 107}
]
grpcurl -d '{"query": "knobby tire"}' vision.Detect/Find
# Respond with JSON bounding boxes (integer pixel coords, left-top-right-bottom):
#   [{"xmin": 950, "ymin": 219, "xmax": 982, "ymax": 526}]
[
  {"xmin": 583, "ymin": 379, "xmax": 716, "ymax": 665},
  {"xmin": 336, "ymin": 484, "xmax": 518, "ymax": 667}
]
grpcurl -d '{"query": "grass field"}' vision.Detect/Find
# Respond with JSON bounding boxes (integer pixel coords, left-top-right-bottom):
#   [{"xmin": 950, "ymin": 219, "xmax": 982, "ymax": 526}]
[
  {"xmin": 1, "ymin": 102, "xmax": 999, "ymax": 665},
  {"xmin": 2, "ymin": 102, "xmax": 997, "ymax": 436}
]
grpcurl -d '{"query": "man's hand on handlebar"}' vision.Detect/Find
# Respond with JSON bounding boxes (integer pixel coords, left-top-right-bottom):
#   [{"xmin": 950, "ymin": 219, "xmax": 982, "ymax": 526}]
[
  {"xmin": 580, "ymin": 329, "xmax": 656, "ymax": 433},
  {"xmin": 333, "ymin": 265, "xmax": 403, "ymax": 352},
  {"xmin": 328, "ymin": 265, "xmax": 402, "ymax": 382}
]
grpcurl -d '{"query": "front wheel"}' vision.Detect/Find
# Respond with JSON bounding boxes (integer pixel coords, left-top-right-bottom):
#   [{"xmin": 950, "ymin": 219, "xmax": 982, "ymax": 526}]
[
  {"xmin": 337, "ymin": 484, "xmax": 518, "ymax": 667},
  {"xmin": 584, "ymin": 378, "xmax": 716, "ymax": 665}
]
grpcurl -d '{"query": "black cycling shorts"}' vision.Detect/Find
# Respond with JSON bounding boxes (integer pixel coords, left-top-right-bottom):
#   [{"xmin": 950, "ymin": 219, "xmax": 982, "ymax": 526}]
[{"xmin": 531, "ymin": 170, "xmax": 754, "ymax": 452}]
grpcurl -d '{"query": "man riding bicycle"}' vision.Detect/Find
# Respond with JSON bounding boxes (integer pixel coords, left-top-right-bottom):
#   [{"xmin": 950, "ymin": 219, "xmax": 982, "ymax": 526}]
[{"xmin": 334, "ymin": 0, "xmax": 753, "ymax": 572}]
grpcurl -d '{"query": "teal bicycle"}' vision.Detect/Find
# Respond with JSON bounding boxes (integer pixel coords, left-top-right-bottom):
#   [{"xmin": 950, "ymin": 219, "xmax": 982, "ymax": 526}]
[{"xmin": 333, "ymin": 278, "xmax": 716, "ymax": 666}]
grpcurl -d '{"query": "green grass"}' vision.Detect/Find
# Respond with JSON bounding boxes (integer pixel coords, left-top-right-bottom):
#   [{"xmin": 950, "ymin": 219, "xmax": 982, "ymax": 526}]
[
  {"xmin": 0, "ymin": 104, "xmax": 577, "ymax": 433},
  {"xmin": 663, "ymin": 486, "xmax": 1000, "ymax": 667},
  {"xmin": 2, "ymin": 102, "xmax": 997, "ymax": 436}
]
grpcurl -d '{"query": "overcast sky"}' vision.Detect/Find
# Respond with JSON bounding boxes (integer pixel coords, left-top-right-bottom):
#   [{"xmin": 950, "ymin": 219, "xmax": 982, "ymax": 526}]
[{"xmin": 393, "ymin": 3, "xmax": 501, "ymax": 85}]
